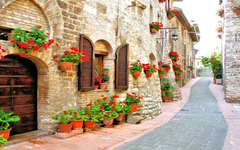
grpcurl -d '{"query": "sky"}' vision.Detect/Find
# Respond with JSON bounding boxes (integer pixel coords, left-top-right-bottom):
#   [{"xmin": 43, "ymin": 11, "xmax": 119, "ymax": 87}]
[{"xmin": 174, "ymin": 0, "xmax": 222, "ymax": 57}]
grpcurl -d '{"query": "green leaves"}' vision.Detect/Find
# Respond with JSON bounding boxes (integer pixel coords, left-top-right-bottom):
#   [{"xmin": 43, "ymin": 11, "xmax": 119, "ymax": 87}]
[
  {"xmin": 129, "ymin": 62, "xmax": 143, "ymax": 72},
  {"xmin": 0, "ymin": 135, "xmax": 7, "ymax": 146},
  {"xmin": 0, "ymin": 108, "xmax": 20, "ymax": 131}
]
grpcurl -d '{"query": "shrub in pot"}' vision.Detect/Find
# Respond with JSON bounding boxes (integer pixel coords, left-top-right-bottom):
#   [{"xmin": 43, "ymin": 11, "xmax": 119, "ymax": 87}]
[
  {"xmin": 167, "ymin": 8, "xmax": 178, "ymax": 20},
  {"xmin": 52, "ymin": 111, "xmax": 72, "ymax": 133},
  {"xmin": 99, "ymin": 68, "xmax": 110, "ymax": 89},
  {"xmin": 158, "ymin": 61, "xmax": 171, "ymax": 74},
  {"xmin": 149, "ymin": 22, "xmax": 163, "ymax": 33},
  {"xmin": 0, "ymin": 108, "xmax": 20, "ymax": 140},
  {"xmin": 158, "ymin": 66, "xmax": 167, "ymax": 78},
  {"xmin": 114, "ymin": 101, "xmax": 130, "ymax": 122},
  {"xmin": 125, "ymin": 92, "xmax": 142, "ymax": 112},
  {"xmin": 129, "ymin": 60, "xmax": 143, "ymax": 78},
  {"xmin": 0, "ymin": 134, "xmax": 7, "ymax": 149},
  {"xmin": 94, "ymin": 76, "xmax": 102, "ymax": 90}
]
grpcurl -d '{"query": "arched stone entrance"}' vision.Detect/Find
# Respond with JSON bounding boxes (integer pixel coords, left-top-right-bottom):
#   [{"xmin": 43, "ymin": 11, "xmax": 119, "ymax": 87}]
[{"xmin": 0, "ymin": 55, "xmax": 38, "ymax": 135}]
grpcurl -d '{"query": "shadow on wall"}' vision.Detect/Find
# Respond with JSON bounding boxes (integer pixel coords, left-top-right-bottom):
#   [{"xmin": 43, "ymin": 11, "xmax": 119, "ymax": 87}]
[{"xmin": 196, "ymin": 68, "xmax": 213, "ymax": 77}]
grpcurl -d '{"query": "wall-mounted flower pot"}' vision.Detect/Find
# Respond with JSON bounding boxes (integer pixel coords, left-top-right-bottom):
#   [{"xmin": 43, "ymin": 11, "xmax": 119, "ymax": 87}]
[
  {"xmin": 131, "ymin": 70, "xmax": 141, "ymax": 78},
  {"xmin": 7, "ymin": 33, "xmax": 14, "ymax": 41},
  {"xmin": 59, "ymin": 62, "xmax": 73, "ymax": 71},
  {"xmin": 159, "ymin": 74, "xmax": 164, "ymax": 78},
  {"xmin": 159, "ymin": 0, "xmax": 165, "ymax": 2},
  {"xmin": 145, "ymin": 72, "xmax": 153, "ymax": 77},
  {"xmin": 150, "ymin": 28, "xmax": 158, "ymax": 33},
  {"xmin": 176, "ymin": 81, "xmax": 179, "ymax": 84},
  {"xmin": 100, "ymin": 83, "xmax": 107, "ymax": 89},
  {"xmin": 130, "ymin": 103, "xmax": 139, "ymax": 112},
  {"xmin": 167, "ymin": 14, "xmax": 172, "ymax": 20},
  {"xmin": 58, "ymin": 123, "xmax": 72, "ymax": 133}
]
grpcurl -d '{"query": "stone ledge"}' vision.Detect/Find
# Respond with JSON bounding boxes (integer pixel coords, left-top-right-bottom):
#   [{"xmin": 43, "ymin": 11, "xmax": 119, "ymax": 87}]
[{"xmin": 55, "ymin": 129, "xmax": 83, "ymax": 139}]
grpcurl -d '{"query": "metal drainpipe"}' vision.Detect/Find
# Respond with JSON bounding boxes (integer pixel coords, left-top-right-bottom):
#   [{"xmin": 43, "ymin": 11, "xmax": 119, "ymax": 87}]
[
  {"xmin": 116, "ymin": 0, "xmax": 120, "ymax": 43},
  {"xmin": 182, "ymin": 29, "xmax": 185, "ymax": 81},
  {"xmin": 160, "ymin": 2, "xmax": 165, "ymax": 86}
]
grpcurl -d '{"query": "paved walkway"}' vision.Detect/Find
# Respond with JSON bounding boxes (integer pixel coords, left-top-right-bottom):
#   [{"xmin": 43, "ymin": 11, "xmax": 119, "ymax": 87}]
[
  {"xmin": 3, "ymin": 77, "xmax": 240, "ymax": 150},
  {"xmin": 116, "ymin": 78, "xmax": 228, "ymax": 150}
]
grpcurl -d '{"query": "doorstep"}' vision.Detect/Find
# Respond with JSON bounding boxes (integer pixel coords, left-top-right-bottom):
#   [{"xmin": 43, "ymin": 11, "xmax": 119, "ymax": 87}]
[{"xmin": 4, "ymin": 130, "xmax": 50, "ymax": 147}]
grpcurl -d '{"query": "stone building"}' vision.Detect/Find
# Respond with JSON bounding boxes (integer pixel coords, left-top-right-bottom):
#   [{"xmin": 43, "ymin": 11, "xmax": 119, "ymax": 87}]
[
  {"xmin": 0, "ymin": 0, "xmax": 199, "ymax": 135},
  {"xmin": 222, "ymin": 0, "xmax": 240, "ymax": 103}
]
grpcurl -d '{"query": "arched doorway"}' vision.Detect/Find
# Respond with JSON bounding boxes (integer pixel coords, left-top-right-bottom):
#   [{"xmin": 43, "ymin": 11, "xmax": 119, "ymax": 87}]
[{"xmin": 0, "ymin": 55, "xmax": 37, "ymax": 135}]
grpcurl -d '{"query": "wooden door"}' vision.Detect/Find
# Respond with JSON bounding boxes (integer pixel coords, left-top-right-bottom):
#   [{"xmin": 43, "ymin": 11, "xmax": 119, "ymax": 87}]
[{"xmin": 0, "ymin": 55, "xmax": 37, "ymax": 135}]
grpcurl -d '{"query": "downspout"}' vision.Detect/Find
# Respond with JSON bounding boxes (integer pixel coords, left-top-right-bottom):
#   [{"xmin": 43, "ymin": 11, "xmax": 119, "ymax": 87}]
[
  {"xmin": 116, "ymin": 0, "xmax": 120, "ymax": 43},
  {"xmin": 192, "ymin": 25, "xmax": 198, "ymax": 77},
  {"xmin": 161, "ymin": 2, "xmax": 165, "ymax": 86},
  {"xmin": 182, "ymin": 29, "xmax": 185, "ymax": 81}
]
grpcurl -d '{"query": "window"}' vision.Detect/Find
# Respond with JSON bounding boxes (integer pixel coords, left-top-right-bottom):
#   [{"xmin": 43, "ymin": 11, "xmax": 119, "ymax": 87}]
[{"xmin": 0, "ymin": 28, "xmax": 12, "ymax": 41}]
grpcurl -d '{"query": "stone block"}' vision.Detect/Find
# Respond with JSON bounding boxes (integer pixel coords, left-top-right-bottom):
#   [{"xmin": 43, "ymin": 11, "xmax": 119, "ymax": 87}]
[
  {"xmin": 127, "ymin": 112, "xmax": 144, "ymax": 124},
  {"xmin": 55, "ymin": 129, "xmax": 83, "ymax": 139}
]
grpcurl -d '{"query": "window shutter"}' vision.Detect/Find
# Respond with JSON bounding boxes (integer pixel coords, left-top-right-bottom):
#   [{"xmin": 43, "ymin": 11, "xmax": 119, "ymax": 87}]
[
  {"xmin": 78, "ymin": 34, "xmax": 95, "ymax": 92},
  {"xmin": 115, "ymin": 44, "xmax": 129, "ymax": 90}
]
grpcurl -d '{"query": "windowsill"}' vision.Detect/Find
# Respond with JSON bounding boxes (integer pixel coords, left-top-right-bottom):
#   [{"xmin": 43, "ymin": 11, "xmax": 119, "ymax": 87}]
[{"xmin": 93, "ymin": 89, "xmax": 109, "ymax": 92}]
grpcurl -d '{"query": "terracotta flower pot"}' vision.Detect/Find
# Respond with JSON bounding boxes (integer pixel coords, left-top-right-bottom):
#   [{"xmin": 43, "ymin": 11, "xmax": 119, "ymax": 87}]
[
  {"xmin": 0, "ymin": 128, "xmax": 12, "ymax": 140},
  {"xmin": 159, "ymin": 74, "xmax": 164, "ymax": 78},
  {"xmin": 100, "ymin": 83, "xmax": 107, "ymax": 89},
  {"xmin": 71, "ymin": 119, "xmax": 83, "ymax": 130},
  {"xmin": 7, "ymin": 33, "xmax": 14, "ymax": 41},
  {"xmin": 84, "ymin": 120, "xmax": 94, "ymax": 128},
  {"xmin": 59, "ymin": 123, "xmax": 72, "ymax": 133},
  {"xmin": 59, "ymin": 62, "xmax": 73, "ymax": 71},
  {"xmin": 130, "ymin": 103, "xmax": 139, "ymax": 112},
  {"xmin": 94, "ymin": 85, "xmax": 99, "ymax": 90},
  {"xmin": 162, "ymin": 96, "xmax": 168, "ymax": 102},
  {"xmin": 172, "ymin": 61, "xmax": 176, "ymax": 64},
  {"xmin": 145, "ymin": 72, "xmax": 153, "ymax": 77},
  {"xmin": 103, "ymin": 117, "xmax": 114, "ymax": 126},
  {"xmin": 150, "ymin": 28, "xmax": 158, "ymax": 33},
  {"xmin": 116, "ymin": 113, "xmax": 124, "ymax": 121},
  {"xmin": 176, "ymin": 81, "xmax": 179, "ymax": 84},
  {"xmin": 167, "ymin": 14, "xmax": 172, "ymax": 20},
  {"xmin": 131, "ymin": 70, "xmax": 141, "ymax": 78}
]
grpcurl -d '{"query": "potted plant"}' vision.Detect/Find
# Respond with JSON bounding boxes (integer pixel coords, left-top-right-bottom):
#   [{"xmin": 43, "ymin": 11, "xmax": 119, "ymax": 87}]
[
  {"xmin": 52, "ymin": 110, "xmax": 72, "ymax": 133},
  {"xmin": 0, "ymin": 46, "xmax": 6, "ymax": 59},
  {"xmin": 53, "ymin": 47, "xmax": 88, "ymax": 71},
  {"xmin": 0, "ymin": 135, "xmax": 7, "ymax": 150},
  {"xmin": 149, "ymin": 22, "xmax": 163, "ymax": 33},
  {"xmin": 167, "ymin": 8, "xmax": 178, "ymax": 20},
  {"xmin": 161, "ymin": 78, "xmax": 175, "ymax": 101},
  {"xmin": 158, "ymin": 66, "xmax": 167, "ymax": 78},
  {"xmin": 188, "ymin": 66, "xmax": 194, "ymax": 70},
  {"xmin": 175, "ymin": 78, "xmax": 180, "ymax": 84},
  {"xmin": 217, "ymin": 33, "xmax": 221, "ymax": 39},
  {"xmin": 99, "ymin": 68, "xmax": 110, "ymax": 89},
  {"xmin": 168, "ymin": 51, "xmax": 179, "ymax": 63},
  {"xmin": 67, "ymin": 109, "xmax": 87, "ymax": 130},
  {"xmin": 142, "ymin": 64, "xmax": 157, "ymax": 77},
  {"xmin": 216, "ymin": 8, "xmax": 224, "ymax": 18},
  {"xmin": 158, "ymin": 61, "xmax": 171, "ymax": 74},
  {"xmin": 159, "ymin": 0, "xmax": 166, "ymax": 2},
  {"xmin": 216, "ymin": 24, "xmax": 222, "ymax": 33},
  {"xmin": 10, "ymin": 25, "xmax": 57, "ymax": 57},
  {"xmin": 114, "ymin": 101, "xmax": 130, "ymax": 121},
  {"xmin": 125, "ymin": 92, "xmax": 143, "ymax": 112},
  {"xmin": 82, "ymin": 103, "xmax": 103, "ymax": 128},
  {"xmin": 161, "ymin": 91, "xmax": 168, "ymax": 102},
  {"xmin": 0, "ymin": 108, "xmax": 20, "ymax": 140},
  {"xmin": 94, "ymin": 76, "xmax": 102, "ymax": 90},
  {"xmin": 94, "ymin": 95, "xmax": 119, "ymax": 126},
  {"xmin": 129, "ymin": 60, "xmax": 143, "ymax": 78}
]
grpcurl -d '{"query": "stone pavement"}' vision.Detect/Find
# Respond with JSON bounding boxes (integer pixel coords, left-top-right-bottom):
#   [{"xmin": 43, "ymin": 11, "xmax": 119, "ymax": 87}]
[
  {"xmin": 3, "ymin": 77, "xmax": 240, "ymax": 150},
  {"xmin": 116, "ymin": 78, "xmax": 229, "ymax": 150}
]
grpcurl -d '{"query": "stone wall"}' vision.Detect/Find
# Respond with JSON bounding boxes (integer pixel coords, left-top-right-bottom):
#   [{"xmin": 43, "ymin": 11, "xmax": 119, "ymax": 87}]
[
  {"xmin": 196, "ymin": 68, "xmax": 213, "ymax": 77},
  {"xmin": 0, "ymin": 0, "xmax": 190, "ymax": 131},
  {"xmin": 223, "ymin": 0, "xmax": 240, "ymax": 103}
]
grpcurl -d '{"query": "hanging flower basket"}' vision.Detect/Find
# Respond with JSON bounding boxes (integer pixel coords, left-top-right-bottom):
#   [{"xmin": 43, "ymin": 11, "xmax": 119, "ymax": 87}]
[
  {"xmin": 150, "ymin": 28, "xmax": 158, "ymax": 33},
  {"xmin": 149, "ymin": 22, "xmax": 163, "ymax": 34},
  {"xmin": 131, "ymin": 70, "xmax": 142, "ymax": 78},
  {"xmin": 129, "ymin": 60, "xmax": 143, "ymax": 78},
  {"xmin": 159, "ymin": 0, "xmax": 166, "ymax": 2}
]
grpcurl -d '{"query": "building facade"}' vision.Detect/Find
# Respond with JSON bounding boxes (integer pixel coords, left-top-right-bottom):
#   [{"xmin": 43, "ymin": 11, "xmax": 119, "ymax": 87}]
[{"xmin": 0, "ymin": 0, "xmax": 199, "ymax": 134}]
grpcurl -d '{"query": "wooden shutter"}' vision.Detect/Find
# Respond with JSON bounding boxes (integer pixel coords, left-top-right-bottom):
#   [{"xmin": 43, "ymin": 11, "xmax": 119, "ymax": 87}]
[
  {"xmin": 115, "ymin": 44, "xmax": 129, "ymax": 90},
  {"xmin": 78, "ymin": 34, "xmax": 95, "ymax": 92}
]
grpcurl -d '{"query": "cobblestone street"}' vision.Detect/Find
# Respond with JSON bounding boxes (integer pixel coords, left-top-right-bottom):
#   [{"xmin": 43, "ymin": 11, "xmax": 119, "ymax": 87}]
[{"xmin": 116, "ymin": 78, "xmax": 229, "ymax": 150}]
